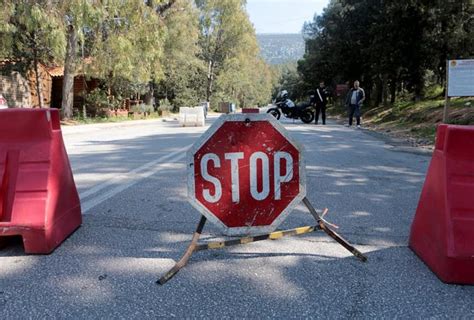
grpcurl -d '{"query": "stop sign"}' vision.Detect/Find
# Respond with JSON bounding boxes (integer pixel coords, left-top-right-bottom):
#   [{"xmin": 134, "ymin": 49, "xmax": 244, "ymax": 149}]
[{"xmin": 187, "ymin": 114, "xmax": 306, "ymax": 236}]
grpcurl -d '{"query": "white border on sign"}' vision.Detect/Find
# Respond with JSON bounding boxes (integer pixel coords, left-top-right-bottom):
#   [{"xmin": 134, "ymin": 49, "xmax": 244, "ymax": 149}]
[{"xmin": 187, "ymin": 113, "xmax": 307, "ymax": 236}]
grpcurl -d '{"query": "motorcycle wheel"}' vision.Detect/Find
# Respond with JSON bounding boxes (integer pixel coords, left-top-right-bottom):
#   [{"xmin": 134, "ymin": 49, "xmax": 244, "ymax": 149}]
[
  {"xmin": 300, "ymin": 110, "xmax": 314, "ymax": 124},
  {"xmin": 267, "ymin": 108, "xmax": 281, "ymax": 120}
]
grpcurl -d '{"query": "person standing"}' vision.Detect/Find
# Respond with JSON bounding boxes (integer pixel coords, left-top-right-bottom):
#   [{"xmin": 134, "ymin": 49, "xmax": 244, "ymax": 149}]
[
  {"xmin": 314, "ymin": 81, "xmax": 328, "ymax": 125},
  {"xmin": 345, "ymin": 80, "xmax": 365, "ymax": 128}
]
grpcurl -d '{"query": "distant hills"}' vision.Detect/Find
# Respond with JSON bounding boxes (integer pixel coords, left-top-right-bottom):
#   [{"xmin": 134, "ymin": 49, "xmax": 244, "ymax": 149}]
[{"xmin": 257, "ymin": 33, "xmax": 305, "ymax": 65}]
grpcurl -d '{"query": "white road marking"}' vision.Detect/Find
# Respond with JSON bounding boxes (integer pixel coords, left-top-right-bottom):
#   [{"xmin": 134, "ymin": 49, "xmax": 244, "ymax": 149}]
[{"xmin": 80, "ymin": 145, "xmax": 190, "ymax": 213}]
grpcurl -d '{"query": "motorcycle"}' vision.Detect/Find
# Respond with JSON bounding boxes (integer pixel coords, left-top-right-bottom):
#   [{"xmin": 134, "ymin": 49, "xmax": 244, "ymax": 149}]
[{"xmin": 266, "ymin": 90, "xmax": 315, "ymax": 124}]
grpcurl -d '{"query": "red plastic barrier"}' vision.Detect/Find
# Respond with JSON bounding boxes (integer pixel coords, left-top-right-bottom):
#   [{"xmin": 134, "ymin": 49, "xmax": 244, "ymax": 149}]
[
  {"xmin": 0, "ymin": 109, "xmax": 81, "ymax": 253},
  {"xmin": 241, "ymin": 108, "xmax": 259, "ymax": 114},
  {"xmin": 409, "ymin": 124, "xmax": 474, "ymax": 284}
]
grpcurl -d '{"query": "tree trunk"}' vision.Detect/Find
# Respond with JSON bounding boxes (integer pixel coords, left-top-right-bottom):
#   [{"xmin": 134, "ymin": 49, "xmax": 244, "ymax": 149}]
[
  {"xmin": 390, "ymin": 80, "xmax": 396, "ymax": 104},
  {"xmin": 144, "ymin": 81, "xmax": 155, "ymax": 106},
  {"xmin": 206, "ymin": 60, "xmax": 214, "ymax": 103},
  {"xmin": 33, "ymin": 49, "xmax": 44, "ymax": 108},
  {"xmin": 239, "ymin": 95, "xmax": 245, "ymax": 109},
  {"xmin": 374, "ymin": 77, "xmax": 383, "ymax": 107},
  {"xmin": 62, "ymin": 24, "xmax": 77, "ymax": 119},
  {"xmin": 382, "ymin": 74, "xmax": 388, "ymax": 107},
  {"xmin": 413, "ymin": 70, "xmax": 424, "ymax": 102}
]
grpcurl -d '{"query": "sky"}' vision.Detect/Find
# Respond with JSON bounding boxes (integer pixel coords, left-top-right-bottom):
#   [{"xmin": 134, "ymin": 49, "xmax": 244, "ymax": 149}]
[{"xmin": 246, "ymin": 0, "xmax": 329, "ymax": 34}]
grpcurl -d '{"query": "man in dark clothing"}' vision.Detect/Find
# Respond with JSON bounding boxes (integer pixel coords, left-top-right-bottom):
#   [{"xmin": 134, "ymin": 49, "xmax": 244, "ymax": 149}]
[
  {"xmin": 345, "ymin": 80, "xmax": 365, "ymax": 128},
  {"xmin": 314, "ymin": 81, "xmax": 328, "ymax": 125}
]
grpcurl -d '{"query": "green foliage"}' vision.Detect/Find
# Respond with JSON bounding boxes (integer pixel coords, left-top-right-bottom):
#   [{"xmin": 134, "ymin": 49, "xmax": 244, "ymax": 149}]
[
  {"xmin": 158, "ymin": 98, "xmax": 172, "ymax": 111},
  {"xmin": 196, "ymin": 0, "xmax": 274, "ymax": 107},
  {"xmin": 297, "ymin": 0, "xmax": 474, "ymax": 106},
  {"xmin": 157, "ymin": 0, "xmax": 207, "ymax": 109},
  {"xmin": 0, "ymin": 0, "xmax": 276, "ymax": 117},
  {"xmin": 80, "ymin": 87, "xmax": 121, "ymax": 117},
  {"xmin": 84, "ymin": 88, "xmax": 109, "ymax": 107},
  {"xmin": 108, "ymin": 77, "xmax": 148, "ymax": 100},
  {"xmin": 131, "ymin": 103, "xmax": 154, "ymax": 114},
  {"xmin": 87, "ymin": 0, "xmax": 165, "ymax": 85},
  {"xmin": 0, "ymin": 1, "xmax": 65, "ymax": 65},
  {"xmin": 272, "ymin": 63, "xmax": 308, "ymax": 101},
  {"xmin": 83, "ymin": 88, "xmax": 120, "ymax": 113}
]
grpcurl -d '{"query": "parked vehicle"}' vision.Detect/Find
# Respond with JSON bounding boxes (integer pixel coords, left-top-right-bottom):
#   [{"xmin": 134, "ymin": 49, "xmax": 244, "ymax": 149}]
[{"xmin": 267, "ymin": 90, "xmax": 314, "ymax": 123}]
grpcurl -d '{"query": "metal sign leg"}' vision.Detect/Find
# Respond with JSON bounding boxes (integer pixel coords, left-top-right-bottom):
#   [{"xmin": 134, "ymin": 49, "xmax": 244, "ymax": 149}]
[
  {"xmin": 302, "ymin": 197, "xmax": 367, "ymax": 262},
  {"xmin": 157, "ymin": 199, "xmax": 366, "ymax": 285},
  {"xmin": 157, "ymin": 215, "xmax": 207, "ymax": 285}
]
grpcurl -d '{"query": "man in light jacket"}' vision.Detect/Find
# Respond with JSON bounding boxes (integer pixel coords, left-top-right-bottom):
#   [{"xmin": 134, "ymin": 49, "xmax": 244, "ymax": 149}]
[{"xmin": 345, "ymin": 80, "xmax": 365, "ymax": 128}]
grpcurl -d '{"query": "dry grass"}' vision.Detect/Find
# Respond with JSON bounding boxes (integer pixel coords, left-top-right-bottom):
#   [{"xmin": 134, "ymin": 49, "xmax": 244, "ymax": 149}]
[
  {"xmin": 363, "ymin": 97, "xmax": 474, "ymax": 145},
  {"xmin": 329, "ymin": 87, "xmax": 474, "ymax": 147}
]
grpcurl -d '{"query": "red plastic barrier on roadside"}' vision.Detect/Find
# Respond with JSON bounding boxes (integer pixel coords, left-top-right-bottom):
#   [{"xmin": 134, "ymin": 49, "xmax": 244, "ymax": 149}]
[
  {"xmin": 409, "ymin": 124, "xmax": 474, "ymax": 284},
  {"xmin": 0, "ymin": 109, "xmax": 81, "ymax": 254},
  {"xmin": 241, "ymin": 108, "xmax": 259, "ymax": 114}
]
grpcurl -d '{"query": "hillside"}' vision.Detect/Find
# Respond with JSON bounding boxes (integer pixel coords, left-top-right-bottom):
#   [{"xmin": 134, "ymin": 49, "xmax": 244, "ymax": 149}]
[
  {"xmin": 363, "ymin": 97, "xmax": 474, "ymax": 146},
  {"xmin": 257, "ymin": 33, "xmax": 305, "ymax": 65},
  {"xmin": 329, "ymin": 87, "xmax": 474, "ymax": 148}
]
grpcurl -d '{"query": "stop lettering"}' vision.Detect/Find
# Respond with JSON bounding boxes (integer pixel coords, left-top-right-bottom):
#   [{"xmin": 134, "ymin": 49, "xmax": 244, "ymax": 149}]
[{"xmin": 200, "ymin": 151, "xmax": 294, "ymax": 203}]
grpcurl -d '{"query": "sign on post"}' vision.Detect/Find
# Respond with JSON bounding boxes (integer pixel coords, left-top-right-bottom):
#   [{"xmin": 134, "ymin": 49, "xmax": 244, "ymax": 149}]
[
  {"xmin": 187, "ymin": 113, "xmax": 306, "ymax": 236},
  {"xmin": 448, "ymin": 59, "xmax": 474, "ymax": 97},
  {"xmin": 444, "ymin": 59, "xmax": 474, "ymax": 123}
]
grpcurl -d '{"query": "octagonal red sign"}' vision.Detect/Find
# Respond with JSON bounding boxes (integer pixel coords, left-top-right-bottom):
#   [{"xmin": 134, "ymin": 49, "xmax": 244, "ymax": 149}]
[{"xmin": 187, "ymin": 114, "xmax": 306, "ymax": 235}]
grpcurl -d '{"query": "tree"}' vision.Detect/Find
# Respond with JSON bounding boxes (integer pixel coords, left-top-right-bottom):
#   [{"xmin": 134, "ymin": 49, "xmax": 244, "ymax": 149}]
[
  {"xmin": 58, "ymin": 0, "xmax": 104, "ymax": 118},
  {"xmin": 86, "ymin": 1, "xmax": 164, "ymax": 94},
  {"xmin": 429, "ymin": 1, "xmax": 474, "ymax": 86},
  {"xmin": 157, "ymin": 0, "xmax": 206, "ymax": 109},
  {"xmin": 195, "ymin": 0, "xmax": 274, "ymax": 107},
  {"xmin": 1, "ymin": 1, "xmax": 276, "ymax": 115},
  {"xmin": 59, "ymin": 0, "xmax": 179, "ymax": 118},
  {"xmin": 196, "ymin": 0, "xmax": 251, "ymax": 104},
  {"xmin": 272, "ymin": 63, "xmax": 307, "ymax": 101},
  {"xmin": 297, "ymin": 0, "xmax": 474, "ymax": 106},
  {"xmin": 0, "ymin": 1, "xmax": 65, "ymax": 108},
  {"xmin": 217, "ymin": 54, "xmax": 274, "ymax": 108}
]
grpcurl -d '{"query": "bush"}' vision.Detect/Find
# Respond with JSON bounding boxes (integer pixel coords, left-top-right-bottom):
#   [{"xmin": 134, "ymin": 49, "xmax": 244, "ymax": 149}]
[
  {"xmin": 84, "ymin": 89, "xmax": 109, "ymax": 108},
  {"xmin": 82, "ymin": 88, "xmax": 120, "ymax": 117},
  {"xmin": 158, "ymin": 98, "xmax": 172, "ymax": 112},
  {"xmin": 130, "ymin": 103, "xmax": 154, "ymax": 114}
]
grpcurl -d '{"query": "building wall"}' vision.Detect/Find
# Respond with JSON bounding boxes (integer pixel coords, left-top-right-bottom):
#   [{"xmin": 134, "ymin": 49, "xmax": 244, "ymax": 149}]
[
  {"xmin": 0, "ymin": 71, "xmax": 31, "ymax": 107},
  {"xmin": 1, "ymin": 61, "xmax": 100, "ymax": 110}
]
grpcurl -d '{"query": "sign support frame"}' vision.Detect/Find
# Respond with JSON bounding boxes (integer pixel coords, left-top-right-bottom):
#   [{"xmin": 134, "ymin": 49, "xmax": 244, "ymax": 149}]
[
  {"xmin": 443, "ymin": 60, "xmax": 451, "ymax": 123},
  {"xmin": 157, "ymin": 197, "xmax": 367, "ymax": 285}
]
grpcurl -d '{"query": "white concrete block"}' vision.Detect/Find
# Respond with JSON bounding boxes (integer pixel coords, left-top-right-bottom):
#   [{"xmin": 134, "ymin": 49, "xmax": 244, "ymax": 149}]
[{"xmin": 179, "ymin": 106, "xmax": 205, "ymax": 127}]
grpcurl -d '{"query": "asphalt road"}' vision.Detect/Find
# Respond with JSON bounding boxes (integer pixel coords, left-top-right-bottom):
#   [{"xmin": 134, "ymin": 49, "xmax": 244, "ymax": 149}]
[{"xmin": 1, "ymin": 115, "xmax": 473, "ymax": 319}]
